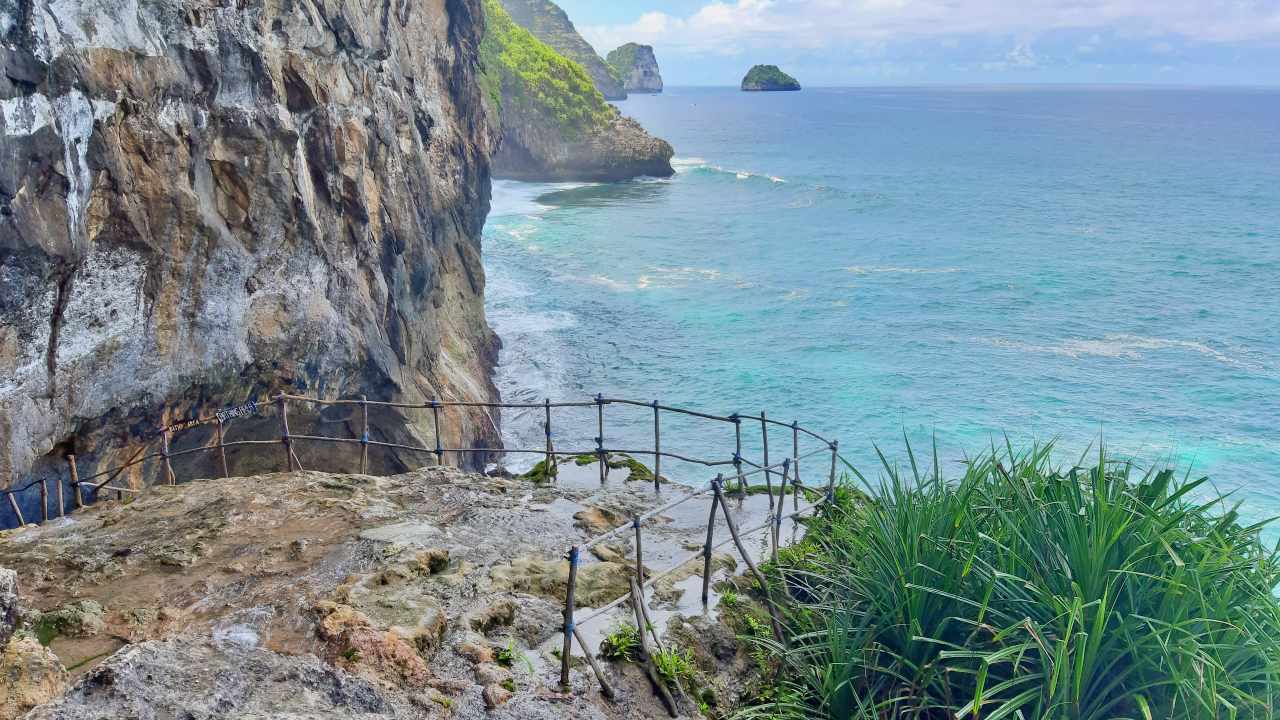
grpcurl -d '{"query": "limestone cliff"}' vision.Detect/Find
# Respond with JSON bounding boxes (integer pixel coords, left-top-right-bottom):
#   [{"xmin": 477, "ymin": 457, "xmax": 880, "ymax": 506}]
[
  {"xmin": 498, "ymin": 0, "xmax": 625, "ymax": 101},
  {"xmin": 481, "ymin": 0, "xmax": 673, "ymax": 182},
  {"xmin": 607, "ymin": 44, "xmax": 663, "ymax": 94},
  {"xmin": 0, "ymin": 0, "xmax": 503, "ymax": 512}
]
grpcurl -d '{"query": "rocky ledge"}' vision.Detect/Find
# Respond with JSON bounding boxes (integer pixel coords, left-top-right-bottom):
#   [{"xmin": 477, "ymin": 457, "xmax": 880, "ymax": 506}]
[
  {"xmin": 741, "ymin": 66, "xmax": 802, "ymax": 92},
  {"xmin": 0, "ymin": 462, "xmax": 786, "ymax": 718},
  {"xmin": 495, "ymin": 115, "xmax": 675, "ymax": 183}
]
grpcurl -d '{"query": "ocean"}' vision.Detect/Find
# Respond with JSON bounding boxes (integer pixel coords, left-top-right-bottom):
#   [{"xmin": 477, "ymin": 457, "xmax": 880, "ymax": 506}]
[{"xmin": 483, "ymin": 86, "xmax": 1280, "ymax": 527}]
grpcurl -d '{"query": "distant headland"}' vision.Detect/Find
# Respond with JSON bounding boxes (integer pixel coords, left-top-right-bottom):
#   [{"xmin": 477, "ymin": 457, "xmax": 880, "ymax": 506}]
[{"xmin": 741, "ymin": 65, "xmax": 801, "ymax": 92}]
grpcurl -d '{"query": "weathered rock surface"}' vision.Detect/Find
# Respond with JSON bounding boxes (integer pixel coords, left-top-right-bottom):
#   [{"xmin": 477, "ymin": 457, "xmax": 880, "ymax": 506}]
[
  {"xmin": 607, "ymin": 44, "xmax": 663, "ymax": 94},
  {"xmin": 0, "ymin": 463, "xmax": 783, "ymax": 717},
  {"xmin": 0, "ymin": 570, "xmax": 14, "ymax": 648},
  {"xmin": 494, "ymin": 115, "xmax": 675, "ymax": 183},
  {"xmin": 0, "ymin": 568, "xmax": 68, "ymax": 720},
  {"xmin": 0, "ymin": 0, "xmax": 502, "ymax": 518},
  {"xmin": 499, "ymin": 0, "xmax": 627, "ymax": 100}
]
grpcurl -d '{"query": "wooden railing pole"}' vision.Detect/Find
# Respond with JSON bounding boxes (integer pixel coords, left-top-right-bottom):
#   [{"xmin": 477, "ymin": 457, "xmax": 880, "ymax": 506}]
[
  {"xmin": 827, "ymin": 440, "xmax": 839, "ymax": 502},
  {"xmin": 652, "ymin": 400, "xmax": 661, "ymax": 492},
  {"xmin": 39, "ymin": 478, "xmax": 48, "ymax": 523},
  {"xmin": 630, "ymin": 579, "xmax": 678, "ymax": 717},
  {"xmin": 773, "ymin": 460, "xmax": 790, "ymax": 564},
  {"xmin": 277, "ymin": 396, "xmax": 295, "ymax": 472},
  {"xmin": 701, "ymin": 476, "xmax": 722, "ymax": 605},
  {"xmin": 68, "ymin": 455, "xmax": 83, "ymax": 509},
  {"xmin": 359, "ymin": 396, "xmax": 369, "ymax": 474},
  {"xmin": 431, "ymin": 400, "xmax": 443, "ymax": 465},
  {"xmin": 792, "ymin": 420, "xmax": 801, "ymax": 488},
  {"xmin": 560, "ymin": 545, "xmax": 580, "ymax": 692},
  {"xmin": 712, "ymin": 478, "xmax": 786, "ymax": 645},
  {"xmin": 572, "ymin": 625, "xmax": 616, "ymax": 699},
  {"xmin": 761, "ymin": 411, "xmax": 773, "ymax": 511},
  {"xmin": 633, "ymin": 517, "xmax": 644, "ymax": 586},
  {"xmin": 6, "ymin": 491, "xmax": 24, "ymax": 528},
  {"xmin": 216, "ymin": 419, "xmax": 230, "ymax": 479},
  {"xmin": 161, "ymin": 428, "xmax": 176, "ymax": 486},
  {"xmin": 544, "ymin": 399, "xmax": 555, "ymax": 481},
  {"xmin": 55, "ymin": 468, "xmax": 64, "ymax": 519},
  {"xmin": 595, "ymin": 395, "xmax": 605, "ymax": 484},
  {"xmin": 732, "ymin": 414, "xmax": 744, "ymax": 495}
]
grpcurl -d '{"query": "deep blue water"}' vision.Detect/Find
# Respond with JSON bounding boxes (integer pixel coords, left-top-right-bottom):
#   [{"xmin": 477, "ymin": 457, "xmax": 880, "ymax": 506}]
[{"xmin": 484, "ymin": 87, "xmax": 1280, "ymax": 525}]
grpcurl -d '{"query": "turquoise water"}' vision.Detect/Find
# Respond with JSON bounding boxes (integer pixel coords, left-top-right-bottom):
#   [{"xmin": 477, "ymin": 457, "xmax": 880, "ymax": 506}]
[{"xmin": 484, "ymin": 87, "xmax": 1280, "ymax": 524}]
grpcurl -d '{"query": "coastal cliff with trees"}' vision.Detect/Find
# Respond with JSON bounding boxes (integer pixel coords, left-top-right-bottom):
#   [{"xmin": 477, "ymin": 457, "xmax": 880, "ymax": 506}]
[
  {"xmin": 608, "ymin": 44, "xmax": 664, "ymax": 94},
  {"xmin": 497, "ymin": 0, "xmax": 627, "ymax": 101}
]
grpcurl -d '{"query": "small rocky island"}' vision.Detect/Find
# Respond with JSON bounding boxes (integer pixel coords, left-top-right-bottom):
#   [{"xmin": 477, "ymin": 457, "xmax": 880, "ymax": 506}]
[
  {"xmin": 741, "ymin": 65, "xmax": 802, "ymax": 92},
  {"xmin": 608, "ymin": 43, "xmax": 664, "ymax": 94}
]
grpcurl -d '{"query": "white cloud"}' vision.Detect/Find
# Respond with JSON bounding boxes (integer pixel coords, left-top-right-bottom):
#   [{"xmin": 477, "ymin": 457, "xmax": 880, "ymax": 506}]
[{"xmin": 580, "ymin": 0, "xmax": 1280, "ymax": 56}]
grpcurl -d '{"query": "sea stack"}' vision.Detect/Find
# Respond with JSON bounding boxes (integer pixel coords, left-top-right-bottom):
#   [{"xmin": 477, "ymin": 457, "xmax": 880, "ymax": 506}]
[
  {"xmin": 741, "ymin": 65, "xmax": 802, "ymax": 92},
  {"xmin": 608, "ymin": 43, "xmax": 664, "ymax": 94}
]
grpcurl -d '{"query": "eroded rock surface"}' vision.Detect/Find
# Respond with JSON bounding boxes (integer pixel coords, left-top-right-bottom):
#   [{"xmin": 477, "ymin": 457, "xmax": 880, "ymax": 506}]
[
  {"xmin": 0, "ymin": 0, "xmax": 501, "ymax": 517},
  {"xmin": 607, "ymin": 44, "xmax": 663, "ymax": 94},
  {"xmin": 0, "ymin": 464, "xmax": 785, "ymax": 717}
]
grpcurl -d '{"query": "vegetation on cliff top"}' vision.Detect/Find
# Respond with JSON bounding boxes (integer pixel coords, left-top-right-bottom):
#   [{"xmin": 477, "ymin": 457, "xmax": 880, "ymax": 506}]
[
  {"xmin": 480, "ymin": 0, "xmax": 615, "ymax": 140},
  {"xmin": 745, "ymin": 444, "xmax": 1280, "ymax": 719},
  {"xmin": 496, "ymin": 0, "xmax": 625, "ymax": 99},
  {"xmin": 741, "ymin": 65, "xmax": 801, "ymax": 91},
  {"xmin": 606, "ymin": 43, "xmax": 643, "ymax": 78}
]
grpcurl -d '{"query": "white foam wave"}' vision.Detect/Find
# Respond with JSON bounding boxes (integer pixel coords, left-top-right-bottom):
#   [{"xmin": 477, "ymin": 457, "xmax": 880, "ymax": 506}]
[
  {"xmin": 636, "ymin": 266, "xmax": 722, "ymax": 289},
  {"xmin": 488, "ymin": 179, "xmax": 597, "ymax": 218},
  {"xmin": 845, "ymin": 265, "xmax": 962, "ymax": 275},
  {"xmin": 671, "ymin": 156, "xmax": 785, "ymax": 183},
  {"xmin": 984, "ymin": 334, "xmax": 1268, "ymax": 372}
]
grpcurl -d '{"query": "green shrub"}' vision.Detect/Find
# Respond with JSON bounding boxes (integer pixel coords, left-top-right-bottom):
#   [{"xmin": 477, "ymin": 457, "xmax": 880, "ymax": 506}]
[
  {"xmin": 653, "ymin": 647, "xmax": 697, "ymax": 687},
  {"xmin": 741, "ymin": 442, "xmax": 1280, "ymax": 720},
  {"xmin": 600, "ymin": 622, "xmax": 642, "ymax": 661},
  {"xmin": 479, "ymin": 0, "xmax": 615, "ymax": 140}
]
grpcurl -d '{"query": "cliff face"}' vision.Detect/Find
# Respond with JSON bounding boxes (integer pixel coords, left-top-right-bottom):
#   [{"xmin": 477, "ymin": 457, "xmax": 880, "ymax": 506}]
[
  {"xmin": 0, "ymin": 0, "xmax": 503, "ymax": 505},
  {"xmin": 481, "ymin": 0, "xmax": 673, "ymax": 182},
  {"xmin": 607, "ymin": 44, "xmax": 663, "ymax": 94},
  {"xmin": 497, "ymin": 0, "xmax": 626, "ymax": 101}
]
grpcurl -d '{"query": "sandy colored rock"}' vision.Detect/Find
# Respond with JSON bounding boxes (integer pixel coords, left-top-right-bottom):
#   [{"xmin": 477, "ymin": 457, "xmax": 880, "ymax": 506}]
[
  {"xmin": 0, "ymin": 637, "xmax": 67, "ymax": 720},
  {"xmin": 0, "ymin": 570, "xmax": 15, "ymax": 648},
  {"xmin": 574, "ymin": 506, "xmax": 630, "ymax": 535},
  {"xmin": 491, "ymin": 556, "xmax": 634, "ymax": 607},
  {"xmin": 483, "ymin": 682, "xmax": 514, "ymax": 709}
]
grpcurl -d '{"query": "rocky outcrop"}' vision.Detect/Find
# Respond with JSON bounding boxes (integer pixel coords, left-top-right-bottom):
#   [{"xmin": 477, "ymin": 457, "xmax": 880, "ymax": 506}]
[
  {"xmin": 607, "ymin": 44, "xmax": 663, "ymax": 94},
  {"xmin": 0, "ymin": 568, "xmax": 68, "ymax": 720},
  {"xmin": 498, "ymin": 0, "xmax": 626, "ymax": 100},
  {"xmin": 481, "ymin": 0, "xmax": 673, "ymax": 182},
  {"xmin": 741, "ymin": 65, "xmax": 802, "ymax": 92},
  {"xmin": 0, "ymin": 0, "xmax": 503, "ymax": 512},
  {"xmin": 0, "ymin": 462, "xmax": 776, "ymax": 717},
  {"xmin": 494, "ymin": 115, "xmax": 674, "ymax": 182}
]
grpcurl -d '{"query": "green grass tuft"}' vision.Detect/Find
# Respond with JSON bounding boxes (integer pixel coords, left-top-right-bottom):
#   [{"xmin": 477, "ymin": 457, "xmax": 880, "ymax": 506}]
[{"xmin": 600, "ymin": 622, "xmax": 642, "ymax": 662}]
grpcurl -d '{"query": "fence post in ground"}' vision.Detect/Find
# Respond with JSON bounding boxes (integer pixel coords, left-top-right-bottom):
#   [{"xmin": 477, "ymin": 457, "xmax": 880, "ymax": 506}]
[
  {"xmin": 761, "ymin": 411, "xmax": 774, "ymax": 510},
  {"xmin": 827, "ymin": 440, "xmax": 839, "ymax": 503},
  {"xmin": 560, "ymin": 545, "xmax": 580, "ymax": 692},
  {"xmin": 712, "ymin": 477, "xmax": 786, "ymax": 645},
  {"xmin": 431, "ymin": 400, "xmax": 443, "ymax": 465},
  {"xmin": 701, "ymin": 476, "xmax": 723, "ymax": 605},
  {"xmin": 773, "ymin": 460, "xmax": 791, "ymax": 564},
  {"xmin": 633, "ymin": 517, "xmax": 644, "ymax": 586},
  {"xmin": 6, "ymin": 489, "xmax": 24, "ymax": 528},
  {"xmin": 652, "ymin": 400, "xmax": 661, "ymax": 492},
  {"xmin": 630, "ymin": 579, "xmax": 678, "ymax": 716},
  {"xmin": 161, "ymin": 428, "xmax": 176, "ymax": 486},
  {"xmin": 595, "ymin": 394, "xmax": 606, "ymax": 484},
  {"xmin": 277, "ymin": 396, "xmax": 295, "ymax": 472},
  {"xmin": 360, "ymin": 396, "xmax": 369, "ymax": 474},
  {"xmin": 572, "ymin": 624, "xmax": 616, "ymax": 699},
  {"xmin": 732, "ymin": 414, "xmax": 744, "ymax": 494},
  {"xmin": 792, "ymin": 421, "xmax": 801, "ymax": 494},
  {"xmin": 55, "ymin": 468, "xmax": 64, "ymax": 519},
  {"xmin": 216, "ymin": 419, "xmax": 231, "ymax": 479},
  {"xmin": 544, "ymin": 399, "xmax": 555, "ymax": 481},
  {"xmin": 68, "ymin": 455, "xmax": 83, "ymax": 509},
  {"xmin": 38, "ymin": 478, "xmax": 48, "ymax": 523}
]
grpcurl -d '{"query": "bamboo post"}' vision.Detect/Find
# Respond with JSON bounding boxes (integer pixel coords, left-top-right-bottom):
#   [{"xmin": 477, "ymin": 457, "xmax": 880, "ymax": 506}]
[
  {"xmin": 431, "ymin": 400, "xmax": 443, "ymax": 464},
  {"xmin": 544, "ymin": 399, "xmax": 554, "ymax": 481},
  {"xmin": 216, "ymin": 419, "xmax": 230, "ymax": 479},
  {"xmin": 652, "ymin": 401, "xmax": 661, "ymax": 492},
  {"xmin": 360, "ymin": 396, "xmax": 369, "ymax": 474},
  {"xmin": 633, "ymin": 517, "xmax": 644, "ymax": 586},
  {"xmin": 701, "ymin": 477, "xmax": 722, "ymax": 605},
  {"xmin": 792, "ymin": 423, "xmax": 802, "ymax": 513},
  {"xmin": 55, "ymin": 469, "xmax": 64, "ymax": 519},
  {"xmin": 277, "ymin": 396, "xmax": 295, "ymax": 472},
  {"xmin": 712, "ymin": 478, "xmax": 786, "ymax": 645},
  {"xmin": 560, "ymin": 545, "xmax": 580, "ymax": 691},
  {"xmin": 571, "ymin": 625, "xmax": 616, "ymax": 699},
  {"xmin": 68, "ymin": 455, "xmax": 83, "ymax": 509},
  {"xmin": 630, "ymin": 579, "xmax": 678, "ymax": 717},
  {"xmin": 827, "ymin": 440, "xmax": 839, "ymax": 503},
  {"xmin": 161, "ymin": 428, "xmax": 176, "ymax": 486},
  {"xmin": 732, "ymin": 414, "xmax": 744, "ymax": 495},
  {"xmin": 761, "ymin": 411, "xmax": 774, "ymax": 511},
  {"xmin": 595, "ymin": 395, "xmax": 605, "ymax": 484},
  {"xmin": 39, "ymin": 479, "xmax": 48, "ymax": 523},
  {"xmin": 6, "ymin": 492, "xmax": 24, "ymax": 528}
]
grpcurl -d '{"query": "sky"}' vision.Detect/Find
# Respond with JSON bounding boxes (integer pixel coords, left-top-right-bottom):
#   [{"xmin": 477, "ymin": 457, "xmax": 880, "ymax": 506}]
[{"xmin": 555, "ymin": 0, "xmax": 1280, "ymax": 86}]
